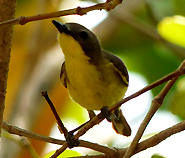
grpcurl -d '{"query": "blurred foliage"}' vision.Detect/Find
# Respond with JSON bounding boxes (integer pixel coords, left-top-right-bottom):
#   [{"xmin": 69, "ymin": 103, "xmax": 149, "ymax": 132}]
[
  {"xmin": 158, "ymin": 16, "xmax": 185, "ymax": 47},
  {"xmin": 151, "ymin": 154, "xmax": 166, "ymax": 158},
  {"xmin": 103, "ymin": 23, "xmax": 180, "ymax": 96},
  {"xmin": 169, "ymin": 76, "xmax": 185, "ymax": 120},
  {"xmin": 42, "ymin": 150, "xmax": 81, "ymax": 158},
  {"xmin": 1, "ymin": 0, "xmax": 185, "ymax": 158}
]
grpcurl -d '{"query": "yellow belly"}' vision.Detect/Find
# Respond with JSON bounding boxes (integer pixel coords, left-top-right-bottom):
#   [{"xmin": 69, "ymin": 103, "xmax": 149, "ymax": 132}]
[{"xmin": 65, "ymin": 58, "xmax": 127, "ymax": 110}]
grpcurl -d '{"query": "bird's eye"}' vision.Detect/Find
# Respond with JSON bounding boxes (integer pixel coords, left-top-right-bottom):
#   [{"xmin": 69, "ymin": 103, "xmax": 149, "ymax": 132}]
[{"xmin": 79, "ymin": 31, "xmax": 88, "ymax": 40}]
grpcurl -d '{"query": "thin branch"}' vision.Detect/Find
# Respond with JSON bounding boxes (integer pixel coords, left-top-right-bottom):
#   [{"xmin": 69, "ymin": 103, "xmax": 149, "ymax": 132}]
[
  {"xmin": 2, "ymin": 121, "xmax": 65, "ymax": 144},
  {"xmin": 3, "ymin": 119, "xmax": 185, "ymax": 158},
  {"xmin": 2, "ymin": 121, "xmax": 115, "ymax": 155},
  {"xmin": 134, "ymin": 119, "xmax": 185, "ymax": 155},
  {"xmin": 50, "ymin": 143, "xmax": 68, "ymax": 158},
  {"xmin": 41, "ymin": 91, "xmax": 68, "ymax": 137},
  {"xmin": 123, "ymin": 77, "xmax": 178, "ymax": 158},
  {"xmin": 74, "ymin": 120, "xmax": 185, "ymax": 158},
  {"xmin": 0, "ymin": 0, "xmax": 123, "ymax": 27},
  {"xmin": 2, "ymin": 130, "xmax": 39, "ymax": 158}
]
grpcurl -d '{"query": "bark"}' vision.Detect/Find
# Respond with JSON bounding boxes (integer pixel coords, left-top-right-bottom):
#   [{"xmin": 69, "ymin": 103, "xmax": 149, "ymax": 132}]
[{"xmin": 0, "ymin": 0, "xmax": 17, "ymax": 143}]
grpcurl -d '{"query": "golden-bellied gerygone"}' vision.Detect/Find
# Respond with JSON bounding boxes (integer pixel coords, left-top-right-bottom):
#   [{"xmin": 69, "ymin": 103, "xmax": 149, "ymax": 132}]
[{"xmin": 52, "ymin": 20, "xmax": 131, "ymax": 137}]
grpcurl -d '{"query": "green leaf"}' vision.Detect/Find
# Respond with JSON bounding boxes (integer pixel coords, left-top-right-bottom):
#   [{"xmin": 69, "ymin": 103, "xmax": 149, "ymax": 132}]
[
  {"xmin": 151, "ymin": 153, "xmax": 166, "ymax": 158},
  {"xmin": 158, "ymin": 16, "xmax": 185, "ymax": 47},
  {"xmin": 42, "ymin": 150, "xmax": 81, "ymax": 158}
]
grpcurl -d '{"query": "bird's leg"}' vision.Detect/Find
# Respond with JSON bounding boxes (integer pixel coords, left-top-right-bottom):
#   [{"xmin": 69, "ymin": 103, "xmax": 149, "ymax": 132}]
[
  {"xmin": 87, "ymin": 110, "xmax": 96, "ymax": 119},
  {"xmin": 101, "ymin": 106, "xmax": 117, "ymax": 122}
]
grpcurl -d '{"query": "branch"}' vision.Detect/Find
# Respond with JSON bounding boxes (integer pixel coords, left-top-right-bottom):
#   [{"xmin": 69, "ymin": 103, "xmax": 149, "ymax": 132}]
[
  {"xmin": 74, "ymin": 120, "xmax": 185, "ymax": 158},
  {"xmin": 0, "ymin": 0, "xmax": 17, "ymax": 137},
  {"xmin": 0, "ymin": 0, "xmax": 123, "ymax": 27},
  {"xmin": 2, "ymin": 121, "xmax": 115, "ymax": 155},
  {"xmin": 41, "ymin": 91, "xmax": 68, "ymax": 137},
  {"xmin": 3, "ymin": 114, "xmax": 185, "ymax": 157},
  {"xmin": 123, "ymin": 77, "xmax": 178, "ymax": 158}
]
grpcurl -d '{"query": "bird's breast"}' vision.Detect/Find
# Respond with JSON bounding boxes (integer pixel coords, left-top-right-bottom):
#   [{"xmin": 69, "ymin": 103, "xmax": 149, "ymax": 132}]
[{"xmin": 65, "ymin": 57, "xmax": 127, "ymax": 110}]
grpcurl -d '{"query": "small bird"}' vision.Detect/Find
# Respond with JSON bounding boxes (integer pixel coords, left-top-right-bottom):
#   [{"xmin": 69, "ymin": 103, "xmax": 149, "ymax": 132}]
[{"xmin": 52, "ymin": 20, "xmax": 131, "ymax": 137}]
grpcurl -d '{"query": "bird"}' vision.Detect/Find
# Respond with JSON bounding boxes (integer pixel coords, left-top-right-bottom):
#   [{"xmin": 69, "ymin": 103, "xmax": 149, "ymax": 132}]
[{"xmin": 52, "ymin": 20, "xmax": 131, "ymax": 138}]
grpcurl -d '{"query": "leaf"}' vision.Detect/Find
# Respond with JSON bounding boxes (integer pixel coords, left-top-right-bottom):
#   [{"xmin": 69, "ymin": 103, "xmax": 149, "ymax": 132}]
[
  {"xmin": 42, "ymin": 150, "xmax": 81, "ymax": 158},
  {"xmin": 151, "ymin": 153, "xmax": 166, "ymax": 158},
  {"xmin": 158, "ymin": 15, "xmax": 185, "ymax": 47}
]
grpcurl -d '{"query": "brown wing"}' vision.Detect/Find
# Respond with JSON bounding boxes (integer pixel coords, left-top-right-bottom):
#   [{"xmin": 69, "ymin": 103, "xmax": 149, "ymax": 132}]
[
  {"xmin": 103, "ymin": 50, "xmax": 129, "ymax": 86},
  {"xmin": 60, "ymin": 62, "xmax": 68, "ymax": 88}
]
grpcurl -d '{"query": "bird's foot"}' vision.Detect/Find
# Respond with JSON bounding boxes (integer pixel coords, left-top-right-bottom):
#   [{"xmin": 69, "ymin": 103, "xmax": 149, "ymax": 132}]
[
  {"xmin": 101, "ymin": 106, "xmax": 117, "ymax": 122},
  {"xmin": 66, "ymin": 131, "xmax": 79, "ymax": 148}
]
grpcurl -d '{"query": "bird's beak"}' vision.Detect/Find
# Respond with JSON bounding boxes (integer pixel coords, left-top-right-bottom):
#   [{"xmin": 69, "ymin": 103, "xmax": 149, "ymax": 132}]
[{"xmin": 52, "ymin": 20, "xmax": 69, "ymax": 34}]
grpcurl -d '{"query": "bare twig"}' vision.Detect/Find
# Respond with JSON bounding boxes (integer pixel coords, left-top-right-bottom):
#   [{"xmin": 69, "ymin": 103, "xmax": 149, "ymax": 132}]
[
  {"xmin": 3, "ymin": 119, "xmax": 185, "ymax": 158},
  {"xmin": 74, "ymin": 120, "xmax": 185, "ymax": 158},
  {"xmin": 2, "ymin": 121, "xmax": 115, "ymax": 155},
  {"xmin": 0, "ymin": 0, "xmax": 123, "ymax": 27},
  {"xmin": 2, "ymin": 130, "xmax": 39, "ymax": 158},
  {"xmin": 50, "ymin": 143, "xmax": 68, "ymax": 158},
  {"xmin": 41, "ymin": 91, "xmax": 68, "ymax": 137},
  {"xmin": 123, "ymin": 77, "xmax": 178, "ymax": 158},
  {"xmin": 134, "ymin": 119, "xmax": 185, "ymax": 155},
  {"xmin": 2, "ymin": 121, "xmax": 65, "ymax": 144},
  {"xmin": 122, "ymin": 59, "xmax": 185, "ymax": 158}
]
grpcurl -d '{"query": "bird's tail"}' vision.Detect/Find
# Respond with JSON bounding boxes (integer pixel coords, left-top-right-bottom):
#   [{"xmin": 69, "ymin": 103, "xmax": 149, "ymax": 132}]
[{"xmin": 112, "ymin": 109, "xmax": 131, "ymax": 136}]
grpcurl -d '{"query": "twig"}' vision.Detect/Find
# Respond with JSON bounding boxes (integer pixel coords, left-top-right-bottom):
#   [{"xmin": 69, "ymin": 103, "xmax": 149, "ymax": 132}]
[
  {"xmin": 74, "ymin": 120, "xmax": 185, "ymax": 158},
  {"xmin": 41, "ymin": 91, "xmax": 68, "ymax": 137},
  {"xmin": 123, "ymin": 77, "xmax": 178, "ymax": 158},
  {"xmin": 2, "ymin": 121, "xmax": 115, "ymax": 155},
  {"xmin": 143, "ymin": 0, "xmax": 158, "ymax": 25},
  {"xmin": 50, "ymin": 143, "xmax": 68, "ymax": 158},
  {"xmin": 0, "ymin": 0, "xmax": 123, "ymax": 27},
  {"xmin": 134, "ymin": 119, "xmax": 185, "ymax": 155},
  {"xmin": 2, "ymin": 130, "xmax": 40, "ymax": 158},
  {"xmin": 3, "ymin": 119, "xmax": 185, "ymax": 158},
  {"xmin": 2, "ymin": 121, "xmax": 65, "ymax": 144},
  {"xmin": 122, "ymin": 59, "xmax": 185, "ymax": 157}
]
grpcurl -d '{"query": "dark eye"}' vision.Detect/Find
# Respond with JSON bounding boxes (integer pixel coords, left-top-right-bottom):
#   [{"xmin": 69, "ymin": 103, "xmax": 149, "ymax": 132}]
[{"xmin": 79, "ymin": 31, "xmax": 88, "ymax": 40}]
